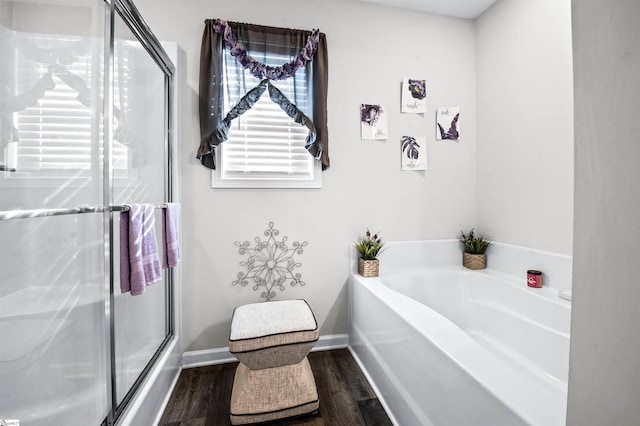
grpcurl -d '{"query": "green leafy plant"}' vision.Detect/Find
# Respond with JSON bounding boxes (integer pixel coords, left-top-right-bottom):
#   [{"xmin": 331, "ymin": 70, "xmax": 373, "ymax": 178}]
[
  {"xmin": 355, "ymin": 229, "xmax": 385, "ymax": 260},
  {"xmin": 459, "ymin": 229, "xmax": 491, "ymax": 254}
]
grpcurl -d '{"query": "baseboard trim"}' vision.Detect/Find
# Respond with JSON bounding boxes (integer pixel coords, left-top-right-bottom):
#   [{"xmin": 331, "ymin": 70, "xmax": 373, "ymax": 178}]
[
  {"xmin": 182, "ymin": 334, "xmax": 349, "ymax": 369},
  {"xmin": 311, "ymin": 333, "xmax": 349, "ymax": 352},
  {"xmin": 181, "ymin": 346, "xmax": 235, "ymax": 369}
]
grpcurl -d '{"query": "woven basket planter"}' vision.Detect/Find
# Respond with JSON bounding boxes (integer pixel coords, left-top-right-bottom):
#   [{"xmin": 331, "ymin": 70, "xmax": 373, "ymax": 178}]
[
  {"xmin": 463, "ymin": 253, "xmax": 486, "ymax": 270},
  {"xmin": 358, "ymin": 258, "xmax": 379, "ymax": 277}
]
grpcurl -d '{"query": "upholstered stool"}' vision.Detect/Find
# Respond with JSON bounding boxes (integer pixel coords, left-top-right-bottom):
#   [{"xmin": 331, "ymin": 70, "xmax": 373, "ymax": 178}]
[{"xmin": 229, "ymin": 299, "xmax": 319, "ymax": 425}]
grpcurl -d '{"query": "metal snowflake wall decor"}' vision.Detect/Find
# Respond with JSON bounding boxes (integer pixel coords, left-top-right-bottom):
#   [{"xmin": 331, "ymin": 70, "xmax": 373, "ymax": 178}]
[{"xmin": 232, "ymin": 222, "xmax": 308, "ymax": 301}]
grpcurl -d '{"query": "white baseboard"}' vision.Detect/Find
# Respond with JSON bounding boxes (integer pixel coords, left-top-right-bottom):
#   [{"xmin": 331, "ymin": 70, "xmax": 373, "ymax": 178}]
[
  {"xmin": 181, "ymin": 334, "xmax": 349, "ymax": 369},
  {"xmin": 181, "ymin": 346, "xmax": 236, "ymax": 369},
  {"xmin": 312, "ymin": 333, "xmax": 349, "ymax": 352}
]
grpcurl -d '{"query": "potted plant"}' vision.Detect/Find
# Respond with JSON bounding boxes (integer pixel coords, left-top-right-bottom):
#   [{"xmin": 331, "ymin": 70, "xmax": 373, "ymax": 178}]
[
  {"xmin": 355, "ymin": 229, "xmax": 384, "ymax": 277},
  {"xmin": 459, "ymin": 229, "xmax": 491, "ymax": 270}
]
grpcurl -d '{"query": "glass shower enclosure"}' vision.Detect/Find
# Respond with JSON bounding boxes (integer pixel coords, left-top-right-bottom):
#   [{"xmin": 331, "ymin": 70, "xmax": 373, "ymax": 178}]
[{"xmin": 0, "ymin": 0, "xmax": 178, "ymax": 424}]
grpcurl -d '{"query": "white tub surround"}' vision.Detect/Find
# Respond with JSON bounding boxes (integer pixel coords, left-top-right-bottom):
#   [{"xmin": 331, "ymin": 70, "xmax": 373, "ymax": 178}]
[{"xmin": 348, "ymin": 240, "xmax": 572, "ymax": 426}]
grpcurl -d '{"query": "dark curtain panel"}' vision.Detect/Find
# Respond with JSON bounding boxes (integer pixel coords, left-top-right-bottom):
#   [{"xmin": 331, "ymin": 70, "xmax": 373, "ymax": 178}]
[
  {"xmin": 197, "ymin": 22, "xmax": 223, "ymax": 169},
  {"xmin": 312, "ymin": 32, "xmax": 329, "ymax": 170},
  {"xmin": 197, "ymin": 20, "xmax": 329, "ymax": 170}
]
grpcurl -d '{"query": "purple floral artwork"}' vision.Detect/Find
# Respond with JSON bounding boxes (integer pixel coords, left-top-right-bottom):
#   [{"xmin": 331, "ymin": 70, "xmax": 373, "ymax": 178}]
[
  {"xmin": 436, "ymin": 107, "xmax": 460, "ymax": 141},
  {"xmin": 408, "ymin": 79, "xmax": 426, "ymax": 100},
  {"xmin": 402, "ymin": 136, "xmax": 420, "ymax": 159},
  {"xmin": 437, "ymin": 113, "xmax": 459, "ymax": 139},
  {"xmin": 361, "ymin": 104, "xmax": 388, "ymax": 140},
  {"xmin": 361, "ymin": 104, "xmax": 383, "ymax": 126},
  {"xmin": 401, "ymin": 136, "xmax": 427, "ymax": 170},
  {"xmin": 401, "ymin": 78, "xmax": 427, "ymax": 113}
]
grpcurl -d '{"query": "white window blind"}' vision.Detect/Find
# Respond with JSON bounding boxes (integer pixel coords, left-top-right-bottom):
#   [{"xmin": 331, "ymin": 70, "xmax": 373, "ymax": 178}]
[{"xmin": 213, "ymin": 51, "xmax": 321, "ymax": 189}]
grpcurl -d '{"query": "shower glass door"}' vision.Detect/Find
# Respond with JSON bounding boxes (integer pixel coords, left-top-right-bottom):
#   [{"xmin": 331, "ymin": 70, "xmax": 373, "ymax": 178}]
[
  {"xmin": 0, "ymin": 0, "xmax": 175, "ymax": 424},
  {"xmin": 0, "ymin": 0, "xmax": 109, "ymax": 424},
  {"xmin": 111, "ymin": 7, "xmax": 170, "ymax": 409}
]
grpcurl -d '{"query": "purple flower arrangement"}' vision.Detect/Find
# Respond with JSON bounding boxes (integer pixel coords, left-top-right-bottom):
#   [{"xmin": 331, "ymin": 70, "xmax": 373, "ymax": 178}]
[
  {"xmin": 213, "ymin": 19, "xmax": 320, "ymax": 81},
  {"xmin": 355, "ymin": 229, "xmax": 385, "ymax": 260}
]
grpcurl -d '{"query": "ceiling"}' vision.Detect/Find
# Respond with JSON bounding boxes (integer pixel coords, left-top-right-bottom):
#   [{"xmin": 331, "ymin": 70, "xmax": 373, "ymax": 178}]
[{"xmin": 352, "ymin": 0, "xmax": 499, "ymax": 19}]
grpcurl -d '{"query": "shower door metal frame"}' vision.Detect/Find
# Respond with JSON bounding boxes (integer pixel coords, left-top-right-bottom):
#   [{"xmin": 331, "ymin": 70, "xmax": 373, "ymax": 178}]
[{"xmin": 102, "ymin": 0, "xmax": 176, "ymax": 424}]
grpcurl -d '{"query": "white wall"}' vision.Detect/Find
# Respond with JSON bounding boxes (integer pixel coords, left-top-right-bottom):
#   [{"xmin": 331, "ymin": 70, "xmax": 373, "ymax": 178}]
[
  {"xmin": 135, "ymin": 0, "xmax": 477, "ymax": 351},
  {"xmin": 568, "ymin": 1, "xmax": 640, "ymax": 424},
  {"xmin": 476, "ymin": 0, "xmax": 574, "ymax": 255}
]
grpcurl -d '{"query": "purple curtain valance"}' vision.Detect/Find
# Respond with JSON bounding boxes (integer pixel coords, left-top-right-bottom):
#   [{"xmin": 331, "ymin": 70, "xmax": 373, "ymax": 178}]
[{"xmin": 212, "ymin": 19, "xmax": 320, "ymax": 81}]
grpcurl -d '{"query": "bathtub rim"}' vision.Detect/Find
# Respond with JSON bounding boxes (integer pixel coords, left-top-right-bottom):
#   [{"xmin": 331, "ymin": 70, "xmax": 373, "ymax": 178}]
[{"xmin": 375, "ymin": 238, "xmax": 573, "ymax": 292}]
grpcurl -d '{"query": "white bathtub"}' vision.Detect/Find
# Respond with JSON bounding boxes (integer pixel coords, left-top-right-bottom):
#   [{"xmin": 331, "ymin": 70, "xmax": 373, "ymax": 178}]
[{"xmin": 349, "ymin": 240, "xmax": 572, "ymax": 426}]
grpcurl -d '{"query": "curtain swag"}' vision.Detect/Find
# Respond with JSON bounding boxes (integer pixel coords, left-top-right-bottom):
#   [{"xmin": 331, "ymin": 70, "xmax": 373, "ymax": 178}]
[
  {"xmin": 209, "ymin": 79, "xmax": 317, "ymax": 157},
  {"xmin": 212, "ymin": 18, "xmax": 320, "ymax": 81}
]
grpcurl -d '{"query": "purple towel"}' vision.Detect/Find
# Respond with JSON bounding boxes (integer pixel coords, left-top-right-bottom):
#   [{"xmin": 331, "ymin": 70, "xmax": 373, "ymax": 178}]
[
  {"xmin": 120, "ymin": 204, "xmax": 162, "ymax": 295},
  {"xmin": 162, "ymin": 203, "xmax": 181, "ymax": 268}
]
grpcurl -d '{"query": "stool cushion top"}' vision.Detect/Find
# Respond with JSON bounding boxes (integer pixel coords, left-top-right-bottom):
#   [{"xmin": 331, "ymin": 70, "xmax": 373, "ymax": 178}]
[{"xmin": 230, "ymin": 299, "xmax": 317, "ymax": 341}]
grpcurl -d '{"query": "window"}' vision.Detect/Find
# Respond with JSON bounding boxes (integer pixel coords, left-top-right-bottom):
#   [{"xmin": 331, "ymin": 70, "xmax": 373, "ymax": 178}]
[
  {"xmin": 212, "ymin": 52, "xmax": 320, "ymax": 188},
  {"xmin": 213, "ymin": 49, "xmax": 320, "ymax": 188},
  {"xmin": 198, "ymin": 20, "xmax": 328, "ymax": 188}
]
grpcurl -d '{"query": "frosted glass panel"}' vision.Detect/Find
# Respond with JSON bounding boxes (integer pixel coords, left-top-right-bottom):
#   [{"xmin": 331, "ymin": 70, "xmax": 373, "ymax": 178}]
[
  {"xmin": 0, "ymin": 1, "xmax": 108, "ymax": 425},
  {"xmin": 112, "ymin": 11, "xmax": 168, "ymax": 405},
  {"xmin": 0, "ymin": 0, "xmax": 106, "ymax": 211},
  {"xmin": 0, "ymin": 214, "xmax": 108, "ymax": 425}
]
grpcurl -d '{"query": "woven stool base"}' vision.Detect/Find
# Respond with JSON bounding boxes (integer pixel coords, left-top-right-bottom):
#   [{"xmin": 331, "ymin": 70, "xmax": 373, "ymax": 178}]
[
  {"xmin": 233, "ymin": 340, "xmax": 318, "ymax": 370},
  {"xmin": 230, "ymin": 357, "xmax": 319, "ymax": 425}
]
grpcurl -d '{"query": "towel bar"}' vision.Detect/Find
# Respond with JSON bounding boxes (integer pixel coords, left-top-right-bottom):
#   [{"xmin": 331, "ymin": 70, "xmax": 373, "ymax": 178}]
[
  {"xmin": 112, "ymin": 204, "xmax": 168, "ymax": 212},
  {"xmin": 0, "ymin": 203, "xmax": 169, "ymax": 221}
]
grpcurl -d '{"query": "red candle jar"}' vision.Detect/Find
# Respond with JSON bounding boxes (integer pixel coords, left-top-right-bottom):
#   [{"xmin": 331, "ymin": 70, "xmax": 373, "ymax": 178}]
[{"xmin": 527, "ymin": 270, "xmax": 543, "ymax": 288}]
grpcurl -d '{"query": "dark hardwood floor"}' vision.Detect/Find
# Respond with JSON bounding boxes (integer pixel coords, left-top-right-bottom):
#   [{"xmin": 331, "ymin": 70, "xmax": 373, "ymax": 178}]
[{"xmin": 158, "ymin": 348, "xmax": 392, "ymax": 426}]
